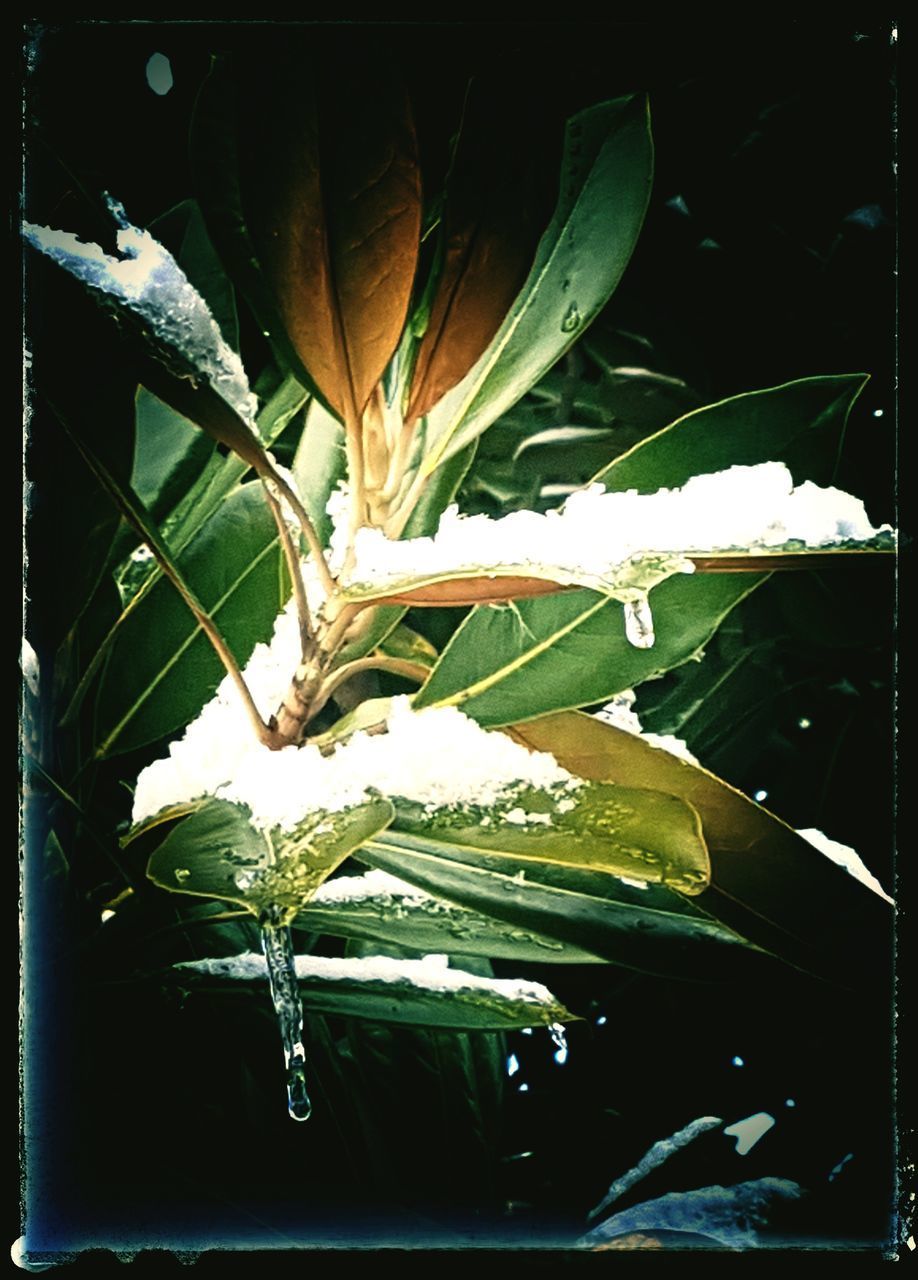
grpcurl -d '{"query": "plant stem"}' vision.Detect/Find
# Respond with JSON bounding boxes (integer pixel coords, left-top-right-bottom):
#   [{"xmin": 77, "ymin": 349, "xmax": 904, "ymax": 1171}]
[
  {"xmin": 386, "ymin": 464, "xmax": 429, "ymax": 538},
  {"xmin": 261, "ymin": 480, "xmax": 315, "ymax": 649},
  {"xmin": 257, "ymin": 461, "xmax": 337, "ymax": 599},
  {"xmin": 308, "ymin": 655, "xmax": 430, "ymax": 719},
  {"xmin": 342, "ymin": 411, "xmax": 368, "ymax": 578}
]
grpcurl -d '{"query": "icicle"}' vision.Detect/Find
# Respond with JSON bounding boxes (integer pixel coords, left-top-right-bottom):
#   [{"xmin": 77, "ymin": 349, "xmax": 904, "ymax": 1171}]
[
  {"xmin": 623, "ymin": 592, "xmax": 655, "ymax": 649},
  {"xmin": 260, "ymin": 917, "xmax": 312, "ymax": 1121}
]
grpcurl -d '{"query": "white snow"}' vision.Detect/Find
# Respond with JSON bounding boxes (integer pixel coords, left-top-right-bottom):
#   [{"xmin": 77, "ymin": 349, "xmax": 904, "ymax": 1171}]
[
  {"xmin": 133, "ymin": 659, "xmax": 577, "ymax": 829},
  {"xmin": 797, "ymin": 828, "xmax": 894, "ymax": 904},
  {"xmin": 174, "ymin": 950, "xmax": 561, "ymax": 1010},
  {"xmin": 339, "ymin": 463, "xmax": 892, "ymax": 596},
  {"xmin": 594, "ymin": 690, "xmax": 700, "ymax": 765},
  {"xmin": 23, "ymin": 200, "xmax": 258, "ymax": 427},
  {"xmin": 310, "ymin": 868, "xmax": 434, "ymax": 906}
]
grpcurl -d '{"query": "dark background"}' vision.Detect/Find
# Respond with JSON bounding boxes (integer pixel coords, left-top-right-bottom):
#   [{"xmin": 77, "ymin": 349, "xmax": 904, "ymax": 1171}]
[{"xmin": 20, "ymin": 18, "xmax": 904, "ymax": 1262}]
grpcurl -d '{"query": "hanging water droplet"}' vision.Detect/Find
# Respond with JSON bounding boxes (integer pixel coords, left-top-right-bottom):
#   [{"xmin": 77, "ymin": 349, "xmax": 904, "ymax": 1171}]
[
  {"xmin": 261, "ymin": 919, "xmax": 312, "ymax": 1122},
  {"xmin": 548, "ymin": 1022, "xmax": 568, "ymax": 1054},
  {"xmin": 560, "ymin": 303, "xmax": 581, "ymax": 334},
  {"xmin": 506, "ymin": 1053, "xmax": 520, "ymax": 1077},
  {"xmin": 623, "ymin": 594, "xmax": 655, "ymax": 649}
]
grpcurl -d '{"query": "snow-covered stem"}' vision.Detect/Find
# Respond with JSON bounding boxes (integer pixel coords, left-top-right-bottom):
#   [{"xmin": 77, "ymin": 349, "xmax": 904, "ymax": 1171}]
[
  {"xmin": 261, "ymin": 480, "xmax": 315, "ymax": 650},
  {"xmin": 319, "ymin": 600, "xmax": 374, "ymax": 657}
]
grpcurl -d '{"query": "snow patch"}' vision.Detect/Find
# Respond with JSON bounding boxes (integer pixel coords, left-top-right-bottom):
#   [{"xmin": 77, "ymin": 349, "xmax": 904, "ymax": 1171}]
[
  {"xmin": 797, "ymin": 828, "xmax": 894, "ymax": 904},
  {"xmin": 340, "ymin": 463, "xmax": 892, "ymax": 594},
  {"xmin": 133, "ymin": 662, "xmax": 576, "ymax": 831},
  {"xmin": 23, "ymin": 200, "xmax": 258, "ymax": 427},
  {"xmin": 594, "ymin": 690, "xmax": 700, "ymax": 765},
  {"xmin": 175, "ymin": 950, "xmax": 561, "ymax": 1009},
  {"xmin": 310, "ymin": 869, "xmax": 434, "ymax": 906}
]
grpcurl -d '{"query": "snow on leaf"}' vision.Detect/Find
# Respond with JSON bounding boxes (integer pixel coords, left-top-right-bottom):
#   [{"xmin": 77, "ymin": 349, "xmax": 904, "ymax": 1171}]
[
  {"xmin": 23, "ymin": 199, "xmax": 258, "ymax": 427},
  {"xmin": 146, "ymin": 796, "xmax": 395, "ymax": 923},
  {"xmin": 333, "ymin": 463, "xmax": 892, "ymax": 620},
  {"xmin": 171, "ymin": 950, "xmax": 575, "ymax": 1030}
]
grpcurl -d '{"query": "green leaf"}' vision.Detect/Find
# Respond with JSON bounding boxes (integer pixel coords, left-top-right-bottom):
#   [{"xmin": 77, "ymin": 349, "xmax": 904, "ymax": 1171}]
[
  {"xmin": 377, "ymin": 624, "xmax": 438, "ymax": 670},
  {"xmin": 94, "ymin": 483, "xmax": 286, "ymax": 756},
  {"xmin": 595, "ymin": 374, "xmax": 868, "ymax": 493},
  {"xmin": 291, "ymin": 399, "xmax": 347, "ymax": 546},
  {"xmin": 161, "ymin": 373, "xmax": 309, "ymax": 551},
  {"xmin": 333, "ymin": 440, "xmax": 478, "ymax": 667},
  {"xmin": 507, "ymin": 710, "xmax": 892, "ymax": 983},
  {"xmin": 171, "ymin": 949, "xmax": 574, "ymax": 1031},
  {"xmin": 415, "ymin": 573, "xmax": 765, "ymax": 727},
  {"xmin": 357, "ymin": 833, "xmax": 760, "ymax": 982},
  {"xmin": 420, "ymin": 95, "xmax": 653, "ymax": 475},
  {"xmin": 339, "ymin": 1013, "xmax": 504, "ymax": 1200},
  {"xmin": 62, "ymin": 377, "xmax": 310, "ymax": 729},
  {"xmin": 293, "ymin": 873, "xmax": 601, "ymax": 963},
  {"xmin": 413, "ymin": 374, "xmax": 874, "ymax": 725},
  {"xmin": 130, "ymin": 388, "xmax": 215, "ymax": 521},
  {"xmin": 147, "ymin": 796, "xmax": 395, "ymax": 923},
  {"xmin": 392, "ymin": 778, "xmax": 710, "ymax": 895}
]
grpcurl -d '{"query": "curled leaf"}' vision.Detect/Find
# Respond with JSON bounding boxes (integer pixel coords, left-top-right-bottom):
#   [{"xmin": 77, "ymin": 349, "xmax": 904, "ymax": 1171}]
[{"xmin": 229, "ymin": 49, "xmax": 422, "ymax": 425}]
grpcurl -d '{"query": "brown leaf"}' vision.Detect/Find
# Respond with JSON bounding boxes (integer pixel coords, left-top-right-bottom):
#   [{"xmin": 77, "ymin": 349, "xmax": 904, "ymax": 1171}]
[
  {"xmin": 241, "ymin": 53, "xmax": 422, "ymax": 424},
  {"xmin": 375, "ymin": 575, "xmax": 569, "ymax": 608},
  {"xmin": 689, "ymin": 549, "xmax": 895, "ymax": 572},
  {"xmin": 405, "ymin": 88, "xmax": 545, "ymax": 426},
  {"xmin": 506, "ymin": 710, "xmax": 891, "ymax": 982}
]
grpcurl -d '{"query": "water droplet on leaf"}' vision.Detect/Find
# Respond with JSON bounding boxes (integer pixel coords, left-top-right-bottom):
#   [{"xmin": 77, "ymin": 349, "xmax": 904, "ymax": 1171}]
[
  {"xmin": 560, "ymin": 303, "xmax": 581, "ymax": 333},
  {"xmin": 623, "ymin": 594, "xmax": 655, "ymax": 649}
]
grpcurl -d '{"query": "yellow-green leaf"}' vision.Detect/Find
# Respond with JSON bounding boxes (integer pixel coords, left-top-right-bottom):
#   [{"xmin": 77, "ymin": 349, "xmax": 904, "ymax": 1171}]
[
  {"xmin": 392, "ymin": 779, "xmax": 709, "ymax": 895},
  {"xmin": 506, "ymin": 710, "xmax": 891, "ymax": 982},
  {"xmin": 147, "ymin": 797, "xmax": 395, "ymax": 924}
]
